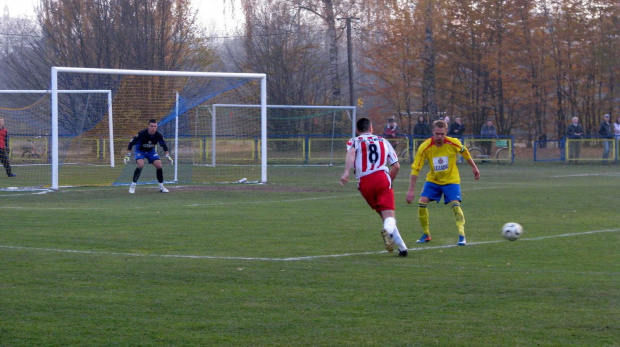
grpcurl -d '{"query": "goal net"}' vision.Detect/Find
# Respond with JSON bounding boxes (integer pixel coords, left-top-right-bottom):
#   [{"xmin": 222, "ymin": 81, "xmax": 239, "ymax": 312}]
[
  {"xmin": 0, "ymin": 90, "xmax": 112, "ymax": 191},
  {"xmin": 45, "ymin": 67, "xmax": 266, "ymax": 190},
  {"xmin": 2, "ymin": 68, "xmax": 356, "ymax": 191},
  {"xmin": 207, "ymin": 105, "xmax": 356, "ymax": 166}
]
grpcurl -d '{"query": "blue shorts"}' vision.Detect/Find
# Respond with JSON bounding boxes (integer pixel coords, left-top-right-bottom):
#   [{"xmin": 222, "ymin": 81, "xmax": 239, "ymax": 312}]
[
  {"xmin": 421, "ymin": 182, "xmax": 461, "ymax": 204},
  {"xmin": 135, "ymin": 149, "xmax": 160, "ymax": 164}
]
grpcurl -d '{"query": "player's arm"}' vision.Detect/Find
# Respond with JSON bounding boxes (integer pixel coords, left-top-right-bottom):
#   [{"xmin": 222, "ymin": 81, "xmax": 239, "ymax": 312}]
[
  {"xmin": 406, "ymin": 174, "xmax": 419, "ymax": 204},
  {"xmin": 156, "ymin": 133, "xmax": 173, "ymax": 164},
  {"xmin": 124, "ymin": 136, "xmax": 137, "ymax": 164},
  {"xmin": 340, "ymin": 146, "xmax": 356, "ymax": 187},
  {"xmin": 467, "ymin": 158, "xmax": 480, "ymax": 180},
  {"xmin": 460, "ymin": 145, "xmax": 480, "ymax": 180},
  {"xmin": 389, "ymin": 161, "xmax": 400, "ymax": 181},
  {"xmin": 127, "ymin": 135, "xmax": 137, "ymax": 152},
  {"xmin": 386, "ymin": 142, "xmax": 400, "ymax": 181},
  {"xmin": 406, "ymin": 144, "xmax": 426, "ymax": 203},
  {"xmin": 157, "ymin": 134, "xmax": 170, "ymax": 153}
]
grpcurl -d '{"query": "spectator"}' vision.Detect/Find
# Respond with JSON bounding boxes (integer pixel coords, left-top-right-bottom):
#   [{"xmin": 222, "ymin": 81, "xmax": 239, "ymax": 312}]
[
  {"xmin": 413, "ymin": 115, "xmax": 431, "ymax": 138},
  {"xmin": 480, "ymin": 119, "xmax": 497, "ymax": 155},
  {"xmin": 383, "ymin": 116, "xmax": 400, "ymax": 151},
  {"xmin": 614, "ymin": 115, "xmax": 620, "ymax": 137},
  {"xmin": 0, "ymin": 118, "xmax": 16, "ymax": 177},
  {"xmin": 598, "ymin": 114, "xmax": 613, "ymax": 163},
  {"xmin": 448, "ymin": 117, "xmax": 465, "ymax": 139},
  {"xmin": 566, "ymin": 117, "xmax": 584, "ymax": 163}
]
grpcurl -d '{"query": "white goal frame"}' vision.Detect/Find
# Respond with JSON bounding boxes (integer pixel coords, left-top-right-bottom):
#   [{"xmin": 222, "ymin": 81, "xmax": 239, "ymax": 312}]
[
  {"xmin": 211, "ymin": 104, "xmax": 357, "ymax": 166},
  {"xmin": 50, "ymin": 67, "xmax": 267, "ymax": 190}
]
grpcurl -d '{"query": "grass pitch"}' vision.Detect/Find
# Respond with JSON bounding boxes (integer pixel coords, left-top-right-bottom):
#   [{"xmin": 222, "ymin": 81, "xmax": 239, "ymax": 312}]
[{"xmin": 0, "ymin": 164, "xmax": 618, "ymax": 346}]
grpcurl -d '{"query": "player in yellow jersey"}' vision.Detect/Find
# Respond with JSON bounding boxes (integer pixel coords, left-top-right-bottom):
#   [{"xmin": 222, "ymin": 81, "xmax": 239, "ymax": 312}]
[{"xmin": 405, "ymin": 120, "xmax": 480, "ymax": 245}]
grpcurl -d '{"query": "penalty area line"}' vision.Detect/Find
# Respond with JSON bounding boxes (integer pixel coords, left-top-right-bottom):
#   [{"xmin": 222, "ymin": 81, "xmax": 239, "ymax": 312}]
[{"xmin": 0, "ymin": 229, "xmax": 617, "ymax": 262}]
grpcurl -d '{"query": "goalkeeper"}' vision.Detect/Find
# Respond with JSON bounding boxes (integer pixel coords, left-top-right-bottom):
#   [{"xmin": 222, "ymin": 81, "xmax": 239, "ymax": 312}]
[{"xmin": 124, "ymin": 119, "xmax": 173, "ymax": 194}]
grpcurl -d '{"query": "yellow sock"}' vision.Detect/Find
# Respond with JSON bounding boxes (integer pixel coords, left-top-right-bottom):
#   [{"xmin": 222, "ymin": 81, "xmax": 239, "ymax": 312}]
[
  {"xmin": 418, "ymin": 202, "xmax": 430, "ymax": 235},
  {"xmin": 451, "ymin": 201, "xmax": 465, "ymax": 236}
]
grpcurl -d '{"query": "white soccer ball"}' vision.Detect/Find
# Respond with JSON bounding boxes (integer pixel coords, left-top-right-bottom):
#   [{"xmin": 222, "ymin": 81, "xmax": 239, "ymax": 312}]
[{"xmin": 502, "ymin": 222, "xmax": 523, "ymax": 241}]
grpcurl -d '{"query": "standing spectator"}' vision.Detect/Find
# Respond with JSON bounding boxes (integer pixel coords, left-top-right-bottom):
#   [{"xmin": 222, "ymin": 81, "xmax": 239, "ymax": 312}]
[
  {"xmin": 448, "ymin": 117, "xmax": 466, "ymax": 139},
  {"xmin": 413, "ymin": 115, "xmax": 431, "ymax": 138},
  {"xmin": 383, "ymin": 116, "xmax": 400, "ymax": 151},
  {"xmin": 598, "ymin": 114, "xmax": 613, "ymax": 163},
  {"xmin": 405, "ymin": 120, "xmax": 480, "ymax": 246},
  {"xmin": 480, "ymin": 119, "xmax": 497, "ymax": 155},
  {"xmin": 0, "ymin": 118, "xmax": 16, "ymax": 177},
  {"xmin": 340, "ymin": 117, "xmax": 409, "ymax": 257},
  {"xmin": 615, "ymin": 115, "xmax": 620, "ymax": 162},
  {"xmin": 566, "ymin": 117, "xmax": 584, "ymax": 163},
  {"xmin": 124, "ymin": 119, "xmax": 173, "ymax": 193}
]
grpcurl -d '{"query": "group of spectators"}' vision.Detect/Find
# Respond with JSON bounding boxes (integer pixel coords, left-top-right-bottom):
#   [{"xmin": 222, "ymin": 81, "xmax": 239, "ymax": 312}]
[
  {"xmin": 383, "ymin": 115, "xmax": 496, "ymax": 152},
  {"xmin": 386, "ymin": 115, "xmax": 495, "ymax": 139},
  {"xmin": 566, "ymin": 114, "xmax": 620, "ymax": 163},
  {"xmin": 384, "ymin": 113, "xmax": 620, "ymax": 163}
]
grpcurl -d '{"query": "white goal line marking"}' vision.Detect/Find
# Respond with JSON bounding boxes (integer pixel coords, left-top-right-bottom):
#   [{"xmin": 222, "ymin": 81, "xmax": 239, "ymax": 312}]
[{"xmin": 1, "ymin": 229, "xmax": 617, "ymax": 262}]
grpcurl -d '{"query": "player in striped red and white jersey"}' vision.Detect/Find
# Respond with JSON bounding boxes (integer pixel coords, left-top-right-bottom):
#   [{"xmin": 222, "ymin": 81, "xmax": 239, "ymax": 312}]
[{"xmin": 340, "ymin": 117, "xmax": 408, "ymax": 257}]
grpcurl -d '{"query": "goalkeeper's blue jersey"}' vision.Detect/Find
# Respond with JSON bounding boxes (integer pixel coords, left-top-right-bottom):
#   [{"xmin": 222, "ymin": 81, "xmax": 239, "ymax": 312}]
[{"xmin": 128, "ymin": 129, "xmax": 169, "ymax": 153}]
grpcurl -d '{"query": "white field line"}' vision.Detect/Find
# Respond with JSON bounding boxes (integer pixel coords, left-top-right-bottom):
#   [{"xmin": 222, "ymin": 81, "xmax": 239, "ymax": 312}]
[
  {"xmin": 1, "ymin": 229, "xmax": 617, "ymax": 262},
  {"xmin": 550, "ymin": 173, "xmax": 620, "ymax": 178}
]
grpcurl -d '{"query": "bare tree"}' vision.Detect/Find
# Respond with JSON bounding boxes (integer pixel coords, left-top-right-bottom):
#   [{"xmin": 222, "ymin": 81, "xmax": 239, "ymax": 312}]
[
  {"xmin": 0, "ymin": 15, "xmax": 46, "ymax": 93},
  {"xmin": 226, "ymin": 1, "xmax": 331, "ymax": 106}
]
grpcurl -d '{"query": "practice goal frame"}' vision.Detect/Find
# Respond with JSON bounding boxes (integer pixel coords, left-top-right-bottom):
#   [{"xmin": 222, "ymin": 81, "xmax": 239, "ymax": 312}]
[
  {"xmin": 211, "ymin": 104, "xmax": 357, "ymax": 166},
  {"xmin": 50, "ymin": 67, "xmax": 267, "ymax": 190},
  {"xmin": 0, "ymin": 89, "xmax": 114, "ymax": 165}
]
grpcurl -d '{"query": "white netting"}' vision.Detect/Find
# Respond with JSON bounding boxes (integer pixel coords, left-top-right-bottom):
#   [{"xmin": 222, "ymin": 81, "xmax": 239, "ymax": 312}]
[
  {"xmin": 208, "ymin": 105, "xmax": 355, "ymax": 167},
  {"xmin": 0, "ymin": 91, "xmax": 111, "ymax": 190},
  {"xmin": 4, "ymin": 69, "xmax": 268, "ymax": 190}
]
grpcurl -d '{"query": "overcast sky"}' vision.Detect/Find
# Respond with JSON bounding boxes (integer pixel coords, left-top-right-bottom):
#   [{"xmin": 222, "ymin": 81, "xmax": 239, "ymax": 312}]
[{"xmin": 3, "ymin": 0, "xmax": 237, "ymax": 30}]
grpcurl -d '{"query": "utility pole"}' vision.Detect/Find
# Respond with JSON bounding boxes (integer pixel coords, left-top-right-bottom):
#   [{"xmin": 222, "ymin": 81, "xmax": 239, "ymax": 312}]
[{"xmin": 337, "ymin": 16, "xmax": 359, "ymax": 108}]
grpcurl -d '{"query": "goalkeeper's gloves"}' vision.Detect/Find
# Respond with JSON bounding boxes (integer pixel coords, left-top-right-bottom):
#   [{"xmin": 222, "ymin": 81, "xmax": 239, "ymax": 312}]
[
  {"xmin": 166, "ymin": 154, "xmax": 174, "ymax": 165},
  {"xmin": 123, "ymin": 152, "xmax": 131, "ymax": 164}
]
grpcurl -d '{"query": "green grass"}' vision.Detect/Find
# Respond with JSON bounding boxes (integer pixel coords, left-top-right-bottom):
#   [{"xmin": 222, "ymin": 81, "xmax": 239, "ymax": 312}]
[{"xmin": 1, "ymin": 164, "xmax": 619, "ymax": 346}]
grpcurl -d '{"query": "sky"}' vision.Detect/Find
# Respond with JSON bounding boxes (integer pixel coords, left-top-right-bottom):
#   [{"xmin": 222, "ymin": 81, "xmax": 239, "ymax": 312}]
[{"xmin": 3, "ymin": 0, "xmax": 237, "ymax": 31}]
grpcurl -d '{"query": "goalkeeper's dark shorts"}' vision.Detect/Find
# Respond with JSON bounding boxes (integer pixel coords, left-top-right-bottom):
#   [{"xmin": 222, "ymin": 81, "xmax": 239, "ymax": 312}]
[{"xmin": 135, "ymin": 149, "xmax": 160, "ymax": 164}]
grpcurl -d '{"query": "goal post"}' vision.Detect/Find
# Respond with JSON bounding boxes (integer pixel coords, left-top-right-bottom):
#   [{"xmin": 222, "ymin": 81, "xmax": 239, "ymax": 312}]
[{"xmin": 50, "ymin": 67, "xmax": 268, "ymax": 191}]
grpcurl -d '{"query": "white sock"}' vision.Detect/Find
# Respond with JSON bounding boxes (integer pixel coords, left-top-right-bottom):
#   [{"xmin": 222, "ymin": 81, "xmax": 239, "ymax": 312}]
[
  {"xmin": 391, "ymin": 227, "xmax": 408, "ymax": 251},
  {"xmin": 383, "ymin": 217, "xmax": 396, "ymax": 234},
  {"xmin": 384, "ymin": 218, "xmax": 407, "ymax": 251}
]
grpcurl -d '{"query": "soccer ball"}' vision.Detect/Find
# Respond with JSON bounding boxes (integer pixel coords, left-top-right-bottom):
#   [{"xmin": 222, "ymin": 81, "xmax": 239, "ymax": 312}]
[{"xmin": 502, "ymin": 223, "xmax": 523, "ymax": 241}]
